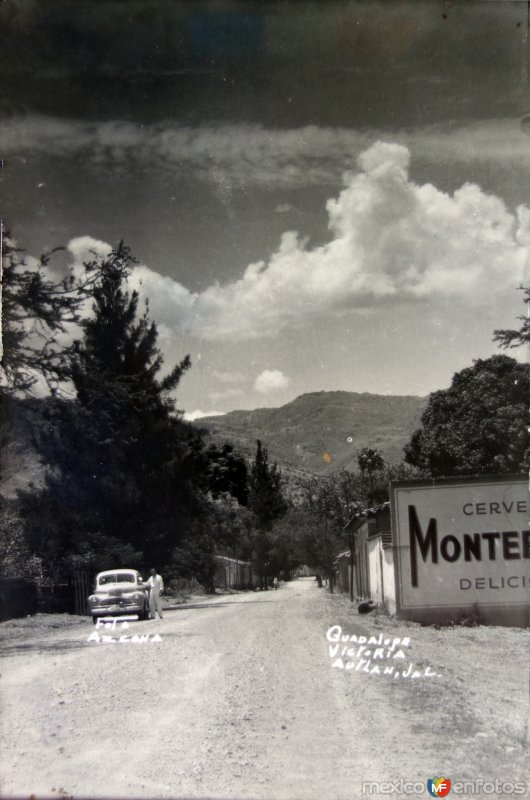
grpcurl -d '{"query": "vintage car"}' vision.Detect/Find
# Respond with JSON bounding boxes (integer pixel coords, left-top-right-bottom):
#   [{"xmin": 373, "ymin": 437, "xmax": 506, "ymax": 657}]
[{"xmin": 88, "ymin": 569, "xmax": 149, "ymax": 623}]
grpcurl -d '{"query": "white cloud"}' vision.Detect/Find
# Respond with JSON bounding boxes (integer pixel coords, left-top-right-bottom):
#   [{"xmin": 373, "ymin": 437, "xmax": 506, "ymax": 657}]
[
  {"xmin": 67, "ymin": 236, "xmax": 112, "ymax": 264},
  {"xmin": 254, "ymin": 370, "xmax": 290, "ymax": 394},
  {"xmin": 17, "ymin": 236, "xmax": 115, "ymax": 365},
  {"xmin": 48, "ymin": 235, "xmax": 114, "ymax": 289},
  {"xmin": 4, "ymin": 115, "xmax": 530, "ymax": 188},
  {"xmin": 179, "ymin": 141, "xmax": 526, "ymax": 339},
  {"xmin": 127, "ymin": 265, "xmax": 196, "ymax": 328},
  {"xmin": 183, "ymin": 409, "xmax": 224, "ymax": 422},
  {"xmin": 59, "ymin": 142, "xmax": 528, "ymax": 345}
]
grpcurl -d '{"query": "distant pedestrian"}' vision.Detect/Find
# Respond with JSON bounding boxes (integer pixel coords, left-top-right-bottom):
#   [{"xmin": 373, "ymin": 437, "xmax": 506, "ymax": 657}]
[
  {"xmin": 146, "ymin": 568, "xmax": 164, "ymax": 619},
  {"xmin": 273, "ymin": 577, "xmax": 279, "ymax": 590}
]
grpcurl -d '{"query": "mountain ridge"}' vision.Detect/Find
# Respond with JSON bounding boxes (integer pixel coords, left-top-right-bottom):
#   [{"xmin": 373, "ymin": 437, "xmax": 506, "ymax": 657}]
[
  {"xmin": 0, "ymin": 391, "xmax": 428, "ymax": 500},
  {"xmin": 194, "ymin": 390, "xmax": 426, "ymax": 476}
]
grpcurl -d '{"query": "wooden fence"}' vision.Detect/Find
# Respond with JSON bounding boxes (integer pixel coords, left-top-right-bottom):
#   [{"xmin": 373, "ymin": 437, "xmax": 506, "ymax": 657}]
[
  {"xmin": 73, "ymin": 570, "xmax": 90, "ymax": 616},
  {"xmin": 213, "ymin": 555, "xmax": 255, "ymax": 589}
]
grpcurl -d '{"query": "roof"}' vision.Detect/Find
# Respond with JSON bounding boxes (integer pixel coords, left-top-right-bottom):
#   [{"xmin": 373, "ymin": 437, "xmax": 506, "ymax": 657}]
[
  {"xmin": 213, "ymin": 555, "xmax": 252, "ymax": 567},
  {"xmin": 343, "ymin": 501, "xmax": 390, "ymax": 530}
]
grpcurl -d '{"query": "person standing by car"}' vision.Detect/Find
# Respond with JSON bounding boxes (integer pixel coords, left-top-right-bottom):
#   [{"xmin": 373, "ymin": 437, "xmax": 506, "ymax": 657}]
[{"xmin": 146, "ymin": 568, "xmax": 164, "ymax": 619}]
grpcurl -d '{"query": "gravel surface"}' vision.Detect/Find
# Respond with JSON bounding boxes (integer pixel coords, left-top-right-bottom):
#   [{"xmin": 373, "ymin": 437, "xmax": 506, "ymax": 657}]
[{"xmin": 0, "ymin": 578, "xmax": 528, "ymax": 799}]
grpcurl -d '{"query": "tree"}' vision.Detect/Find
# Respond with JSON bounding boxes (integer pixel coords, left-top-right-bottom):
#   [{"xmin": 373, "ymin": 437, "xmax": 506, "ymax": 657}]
[
  {"xmin": 1, "ymin": 231, "xmax": 80, "ymax": 394},
  {"xmin": 357, "ymin": 447, "xmax": 384, "ymax": 475},
  {"xmin": 299, "ymin": 471, "xmax": 373, "ymax": 593},
  {"xmin": 357, "ymin": 447, "xmax": 385, "ymax": 505},
  {"xmin": 206, "ymin": 443, "xmax": 248, "ymax": 506},
  {"xmin": 272, "ymin": 507, "xmax": 324, "ymax": 579},
  {"xmin": 19, "ymin": 242, "xmax": 208, "ymax": 578},
  {"xmin": 247, "ymin": 440, "xmax": 287, "ymax": 588},
  {"xmin": 404, "ymin": 355, "xmax": 529, "ymax": 477},
  {"xmin": 248, "ymin": 440, "xmax": 287, "ymax": 527},
  {"xmin": 0, "ymin": 500, "xmax": 37, "ymax": 579},
  {"xmin": 300, "ymin": 478, "xmax": 344, "ymax": 592},
  {"xmin": 493, "ymin": 286, "xmax": 529, "ymax": 349}
]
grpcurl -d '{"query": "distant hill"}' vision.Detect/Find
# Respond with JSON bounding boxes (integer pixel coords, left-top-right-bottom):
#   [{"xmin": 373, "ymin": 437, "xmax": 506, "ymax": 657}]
[
  {"xmin": 0, "ymin": 391, "xmax": 427, "ymax": 500},
  {"xmin": 194, "ymin": 391, "xmax": 426, "ymax": 476}
]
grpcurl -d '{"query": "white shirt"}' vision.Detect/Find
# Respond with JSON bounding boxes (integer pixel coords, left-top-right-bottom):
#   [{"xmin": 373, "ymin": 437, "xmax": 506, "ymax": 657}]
[{"xmin": 147, "ymin": 574, "xmax": 164, "ymax": 596}]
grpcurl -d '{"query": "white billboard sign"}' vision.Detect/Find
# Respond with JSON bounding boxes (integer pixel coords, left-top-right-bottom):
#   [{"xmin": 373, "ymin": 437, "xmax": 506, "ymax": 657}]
[{"xmin": 391, "ymin": 477, "xmax": 529, "ymax": 623}]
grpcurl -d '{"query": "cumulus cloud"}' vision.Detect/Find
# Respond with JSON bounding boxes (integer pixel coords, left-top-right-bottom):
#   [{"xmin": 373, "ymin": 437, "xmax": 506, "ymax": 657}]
[
  {"xmin": 127, "ymin": 264, "xmax": 196, "ymax": 328},
  {"xmin": 254, "ymin": 370, "xmax": 290, "ymax": 394},
  {"xmin": 61, "ymin": 240, "xmax": 197, "ymax": 336},
  {"xmin": 67, "ymin": 235, "xmax": 112, "ymax": 264},
  {"xmin": 62, "ymin": 142, "xmax": 528, "ymax": 343},
  {"xmin": 179, "ymin": 141, "xmax": 527, "ymax": 339},
  {"xmin": 46, "ymin": 235, "xmax": 114, "ymax": 288}
]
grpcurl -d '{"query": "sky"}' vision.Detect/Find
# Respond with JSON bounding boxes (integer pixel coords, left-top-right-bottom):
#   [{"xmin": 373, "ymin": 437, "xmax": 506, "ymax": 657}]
[{"xmin": 1, "ymin": 0, "xmax": 529, "ymax": 418}]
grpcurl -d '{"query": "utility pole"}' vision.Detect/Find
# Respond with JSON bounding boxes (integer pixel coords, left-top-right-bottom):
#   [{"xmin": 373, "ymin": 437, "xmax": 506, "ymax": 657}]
[{"xmin": 344, "ymin": 511, "xmax": 364, "ymax": 603}]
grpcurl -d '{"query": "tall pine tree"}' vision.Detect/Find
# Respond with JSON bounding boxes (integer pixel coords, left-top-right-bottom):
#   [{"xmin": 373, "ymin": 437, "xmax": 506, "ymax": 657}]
[
  {"xmin": 20, "ymin": 242, "xmax": 208, "ymax": 578},
  {"xmin": 248, "ymin": 439, "xmax": 287, "ymax": 588}
]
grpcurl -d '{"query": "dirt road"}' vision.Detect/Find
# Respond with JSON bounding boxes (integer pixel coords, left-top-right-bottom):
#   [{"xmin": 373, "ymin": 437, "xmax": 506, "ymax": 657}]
[{"xmin": 0, "ymin": 578, "xmax": 528, "ymax": 799}]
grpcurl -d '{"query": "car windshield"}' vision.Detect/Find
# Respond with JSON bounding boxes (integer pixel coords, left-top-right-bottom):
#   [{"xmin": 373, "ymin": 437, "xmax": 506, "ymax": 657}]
[{"xmin": 98, "ymin": 573, "xmax": 136, "ymax": 585}]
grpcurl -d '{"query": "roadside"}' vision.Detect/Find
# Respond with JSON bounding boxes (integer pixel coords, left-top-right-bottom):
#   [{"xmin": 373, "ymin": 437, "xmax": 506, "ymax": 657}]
[
  {"xmin": 320, "ymin": 587, "xmax": 529, "ymax": 789},
  {"xmin": 0, "ymin": 578, "xmax": 528, "ymax": 799},
  {"xmin": 0, "ymin": 590, "xmax": 235, "ymax": 645}
]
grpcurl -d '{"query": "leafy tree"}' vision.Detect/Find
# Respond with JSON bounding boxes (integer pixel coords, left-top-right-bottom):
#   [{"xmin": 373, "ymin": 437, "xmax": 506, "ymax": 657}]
[
  {"xmin": 357, "ymin": 447, "xmax": 385, "ymax": 505},
  {"xmin": 298, "ymin": 481, "xmax": 343, "ymax": 591},
  {"xmin": 0, "ymin": 500, "xmax": 37, "ymax": 579},
  {"xmin": 169, "ymin": 519, "xmax": 217, "ymax": 593},
  {"xmin": 493, "ymin": 286, "xmax": 529, "ymax": 349},
  {"xmin": 357, "ymin": 446, "xmax": 385, "ymax": 475},
  {"xmin": 206, "ymin": 443, "xmax": 248, "ymax": 506},
  {"xmin": 206, "ymin": 495, "xmax": 254, "ymax": 557},
  {"xmin": 19, "ymin": 242, "xmax": 208, "ymax": 578},
  {"xmin": 271, "ymin": 507, "xmax": 324, "ymax": 579},
  {"xmin": 296, "ymin": 462, "xmax": 419, "ymax": 595},
  {"xmin": 404, "ymin": 355, "xmax": 529, "ymax": 477},
  {"xmin": 300, "ymin": 471, "xmax": 370, "ymax": 592}
]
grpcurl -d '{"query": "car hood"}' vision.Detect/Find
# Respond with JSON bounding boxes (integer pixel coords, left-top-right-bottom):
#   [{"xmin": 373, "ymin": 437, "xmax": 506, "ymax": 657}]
[{"xmin": 91, "ymin": 585, "xmax": 145, "ymax": 596}]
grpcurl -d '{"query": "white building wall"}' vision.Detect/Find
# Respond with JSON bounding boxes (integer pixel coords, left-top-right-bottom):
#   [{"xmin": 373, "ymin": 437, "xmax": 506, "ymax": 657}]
[
  {"xmin": 367, "ymin": 537, "xmax": 396, "ymax": 615},
  {"xmin": 382, "ymin": 547, "xmax": 396, "ymax": 615},
  {"xmin": 368, "ymin": 538, "xmax": 382, "ymax": 602}
]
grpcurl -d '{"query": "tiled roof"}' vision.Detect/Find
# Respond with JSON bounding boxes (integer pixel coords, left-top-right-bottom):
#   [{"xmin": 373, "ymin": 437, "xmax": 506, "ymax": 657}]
[{"xmin": 343, "ymin": 500, "xmax": 390, "ymax": 530}]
